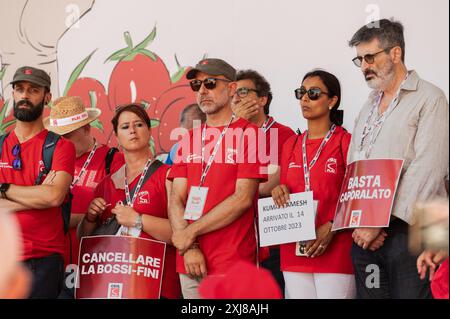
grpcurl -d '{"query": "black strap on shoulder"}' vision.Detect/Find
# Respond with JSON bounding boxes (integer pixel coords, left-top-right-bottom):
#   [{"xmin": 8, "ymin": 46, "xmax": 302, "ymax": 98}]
[
  {"xmin": 34, "ymin": 131, "xmax": 61, "ymax": 185},
  {"xmin": 105, "ymin": 147, "xmax": 119, "ymax": 175},
  {"xmin": 0, "ymin": 132, "xmax": 11, "ymax": 158},
  {"xmin": 128, "ymin": 159, "xmax": 163, "ymax": 198}
]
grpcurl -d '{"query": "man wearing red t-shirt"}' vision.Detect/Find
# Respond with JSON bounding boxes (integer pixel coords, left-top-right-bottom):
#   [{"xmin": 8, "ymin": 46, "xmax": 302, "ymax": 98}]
[
  {"xmin": 44, "ymin": 96, "xmax": 124, "ymax": 298},
  {"xmin": 231, "ymin": 69, "xmax": 296, "ymax": 295},
  {"xmin": 168, "ymin": 58, "xmax": 267, "ymax": 299},
  {"xmin": 0, "ymin": 66, "xmax": 75, "ymax": 298}
]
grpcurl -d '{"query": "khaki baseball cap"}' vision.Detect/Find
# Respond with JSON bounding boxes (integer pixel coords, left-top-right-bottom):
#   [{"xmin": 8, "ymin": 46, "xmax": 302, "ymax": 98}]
[
  {"xmin": 10, "ymin": 66, "xmax": 51, "ymax": 89},
  {"xmin": 186, "ymin": 58, "xmax": 236, "ymax": 81}
]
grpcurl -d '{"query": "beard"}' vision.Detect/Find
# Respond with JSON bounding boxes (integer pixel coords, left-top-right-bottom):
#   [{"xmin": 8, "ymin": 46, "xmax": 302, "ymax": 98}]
[
  {"xmin": 364, "ymin": 59, "xmax": 396, "ymax": 91},
  {"xmin": 13, "ymin": 99, "xmax": 45, "ymax": 122}
]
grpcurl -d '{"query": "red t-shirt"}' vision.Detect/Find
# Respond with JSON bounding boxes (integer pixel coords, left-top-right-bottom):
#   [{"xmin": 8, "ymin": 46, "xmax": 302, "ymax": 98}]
[
  {"xmin": 279, "ymin": 126, "xmax": 354, "ymax": 274},
  {"xmin": 168, "ymin": 118, "xmax": 267, "ymax": 275},
  {"xmin": 264, "ymin": 117, "xmax": 296, "ymax": 166},
  {"xmin": 0, "ymin": 130, "xmax": 75, "ymax": 260},
  {"xmin": 63, "ymin": 145, "xmax": 124, "ymax": 267},
  {"xmin": 93, "ymin": 163, "xmax": 181, "ymax": 299}
]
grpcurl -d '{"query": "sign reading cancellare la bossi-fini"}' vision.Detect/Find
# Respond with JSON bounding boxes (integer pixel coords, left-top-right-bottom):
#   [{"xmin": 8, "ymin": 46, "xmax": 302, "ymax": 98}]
[
  {"xmin": 332, "ymin": 159, "xmax": 404, "ymax": 231},
  {"xmin": 75, "ymin": 235, "xmax": 166, "ymax": 299}
]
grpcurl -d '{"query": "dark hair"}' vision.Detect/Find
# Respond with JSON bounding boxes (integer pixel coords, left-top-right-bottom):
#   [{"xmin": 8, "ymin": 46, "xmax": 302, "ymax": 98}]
[
  {"xmin": 349, "ymin": 18, "xmax": 405, "ymax": 62},
  {"xmin": 302, "ymin": 69, "xmax": 343, "ymax": 126},
  {"xmin": 112, "ymin": 103, "xmax": 151, "ymax": 133},
  {"xmin": 236, "ymin": 69, "xmax": 273, "ymax": 115},
  {"xmin": 179, "ymin": 103, "xmax": 206, "ymax": 124}
]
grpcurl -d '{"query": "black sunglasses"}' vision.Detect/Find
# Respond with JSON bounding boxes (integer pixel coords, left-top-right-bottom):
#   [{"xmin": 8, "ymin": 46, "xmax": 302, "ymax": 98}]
[
  {"xmin": 189, "ymin": 78, "xmax": 231, "ymax": 92},
  {"xmin": 352, "ymin": 46, "xmax": 394, "ymax": 67},
  {"xmin": 235, "ymin": 87, "xmax": 259, "ymax": 98},
  {"xmin": 12, "ymin": 144, "xmax": 22, "ymax": 170},
  {"xmin": 295, "ymin": 86, "xmax": 329, "ymax": 101}
]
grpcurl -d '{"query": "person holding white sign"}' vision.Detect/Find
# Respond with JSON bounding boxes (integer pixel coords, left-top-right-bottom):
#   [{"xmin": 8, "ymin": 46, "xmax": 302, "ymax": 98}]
[
  {"xmin": 348, "ymin": 18, "xmax": 448, "ymax": 299},
  {"xmin": 78, "ymin": 104, "xmax": 180, "ymax": 299},
  {"xmin": 271, "ymin": 70, "xmax": 355, "ymax": 299}
]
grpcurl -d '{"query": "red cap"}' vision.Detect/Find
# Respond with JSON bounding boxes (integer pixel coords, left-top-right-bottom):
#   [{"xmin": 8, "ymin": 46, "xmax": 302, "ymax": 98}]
[{"xmin": 199, "ymin": 260, "xmax": 282, "ymax": 299}]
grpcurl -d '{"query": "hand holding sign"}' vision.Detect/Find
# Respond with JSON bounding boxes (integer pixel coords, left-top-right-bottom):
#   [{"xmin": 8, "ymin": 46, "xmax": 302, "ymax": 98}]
[
  {"xmin": 332, "ymin": 159, "xmax": 403, "ymax": 231},
  {"xmin": 305, "ymin": 221, "xmax": 334, "ymax": 257},
  {"xmin": 271, "ymin": 184, "xmax": 291, "ymax": 208}
]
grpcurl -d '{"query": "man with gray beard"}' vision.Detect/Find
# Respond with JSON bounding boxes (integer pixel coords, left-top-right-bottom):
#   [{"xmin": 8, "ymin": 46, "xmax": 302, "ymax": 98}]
[{"xmin": 347, "ymin": 19, "xmax": 449, "ymax": 298}]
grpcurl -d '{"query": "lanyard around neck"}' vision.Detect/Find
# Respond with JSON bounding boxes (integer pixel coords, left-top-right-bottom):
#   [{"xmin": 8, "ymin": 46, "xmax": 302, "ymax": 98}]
[
  {"xmin": 71, "ymin": 142, "xmax": 98, "ymax": 188},
  {"xmin": 302, "ymin": 124, "xmax": 336, "ymax": 192},
  {"xmin": 200, "ymin": 114, "xmax": 236, "ymax": 187},
  {"xmin": 359, "ymin": 74, "xmax": 409, "ymax": 157},
  {"xmin": 124, "ymin": 158, "xmax": 153, "ymax": 207}
]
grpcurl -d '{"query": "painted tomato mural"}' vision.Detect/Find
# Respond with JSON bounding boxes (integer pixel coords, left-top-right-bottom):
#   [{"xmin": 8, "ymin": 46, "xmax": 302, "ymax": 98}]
[
  {"xmin": 64, "ymin": 26, "xmax": 197, "ymax": 156},
  {"xmin": 66, "ymin": 77, "xmax": 113, "ymax": 145}
]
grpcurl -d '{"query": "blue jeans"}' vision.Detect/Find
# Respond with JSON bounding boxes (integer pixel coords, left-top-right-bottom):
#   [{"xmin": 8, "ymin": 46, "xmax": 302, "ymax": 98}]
[
  {"xmin": 351, "ymin": 219, "xmax": 432, "ymax": 299},
  {"xmin": 23, "ymin": 254, "xmax": 64, "ymax": 299}
]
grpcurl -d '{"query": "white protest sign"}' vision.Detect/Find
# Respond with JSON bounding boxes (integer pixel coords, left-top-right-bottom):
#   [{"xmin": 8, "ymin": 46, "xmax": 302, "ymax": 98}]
[{"xmin": 258, "ymin": 191, "xmax": 316, "ymax": 247}]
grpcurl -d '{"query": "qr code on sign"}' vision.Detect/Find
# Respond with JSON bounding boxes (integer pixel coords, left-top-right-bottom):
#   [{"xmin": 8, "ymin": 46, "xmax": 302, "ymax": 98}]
[{"xmin": 108, "ymin": 283, "xmax": 123, "ymax": 299}]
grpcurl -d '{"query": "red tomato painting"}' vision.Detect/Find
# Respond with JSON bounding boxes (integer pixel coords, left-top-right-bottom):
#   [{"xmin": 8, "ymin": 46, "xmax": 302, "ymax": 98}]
[
  {"xmin": 108, "ymin": 53, "xmax": 171, "ymax": 110},
  {"xmin": 66, "ymin": 77, "xmax": 115, "ymax": 146},
  {"xmin": 148, "ymin": 83, "xmax": 196, "ymax": 154}
]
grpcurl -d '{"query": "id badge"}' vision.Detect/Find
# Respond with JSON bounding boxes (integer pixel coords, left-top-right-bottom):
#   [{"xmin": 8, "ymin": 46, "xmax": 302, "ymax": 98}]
[
  {"xmin": 295, "ymin": 200, "xmax": 319, "ymax": 257},
  {"xmin": 116, "ymin": 226, "xmax": 141, "ymax": 238},
  {"xmin": 184, "ymin": 186, "xmax": 209, "ymax": 220}
]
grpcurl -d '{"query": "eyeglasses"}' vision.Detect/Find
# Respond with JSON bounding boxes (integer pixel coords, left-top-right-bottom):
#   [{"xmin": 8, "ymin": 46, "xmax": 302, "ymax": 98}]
[
  {"xmin": 235, "ymin": 87, "xmax": 259, "ymax": 98},
  {"xmin": 352, "ymin": 46, "xmax": 394, "ymax": 67},
  {"xmin": 294, "ymin": 86, "xmax": 329, "ymax": 101},
  {"xmin": 189, "ymin": 78, "xmax": 231, "ymax": 92},
  {"xmin": 12, "ymin": 144, "xmax": 22, "ymax": 170}
]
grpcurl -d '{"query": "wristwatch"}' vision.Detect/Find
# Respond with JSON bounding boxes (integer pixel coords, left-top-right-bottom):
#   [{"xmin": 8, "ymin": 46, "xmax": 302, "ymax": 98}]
[
  {"xmin": 0, "ymin": 183, "xmax": 11, "ymax": 199},
  {"xmin": 134, "ymin": 214, "xmax": 143, "ymax": 231}
]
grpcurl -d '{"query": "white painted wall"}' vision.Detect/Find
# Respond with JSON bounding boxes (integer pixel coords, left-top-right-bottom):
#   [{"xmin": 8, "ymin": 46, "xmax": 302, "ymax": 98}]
[{"xmin": 6, "ymin": 0, "xmax": 450, "ymax": 132}]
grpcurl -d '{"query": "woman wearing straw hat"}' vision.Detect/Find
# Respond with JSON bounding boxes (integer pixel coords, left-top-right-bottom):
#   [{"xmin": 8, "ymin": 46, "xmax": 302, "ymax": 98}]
[
  {"xmin": 44, "ymin": 96, "xmax": 125, "ymax": 298},
  {"xmin": 77, "ymin": 103, "xmax": 181, "ymax": 299}
]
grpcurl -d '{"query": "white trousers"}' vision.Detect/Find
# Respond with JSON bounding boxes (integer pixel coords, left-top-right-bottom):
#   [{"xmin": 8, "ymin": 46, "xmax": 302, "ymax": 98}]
[
  {"xmin": 179, "ymin": 274, "xmax": 202, "ymax": 299},
  {"xmin": 283, "ymin": 271, "xmax": 356, "ymax": 299}
]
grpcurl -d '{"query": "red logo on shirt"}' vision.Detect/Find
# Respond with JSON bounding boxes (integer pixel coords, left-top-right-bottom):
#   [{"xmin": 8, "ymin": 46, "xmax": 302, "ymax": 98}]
[
  {"xmin": 137, "ymin": 191, "xmax": 150, "ymax": 204},
  {"xmin": 325, "ymin": 158, "xmax": 337, "ymax": 174},
  {"xmin": 38, "ymin": 160, "xmax": 45, "ymax": 174}
]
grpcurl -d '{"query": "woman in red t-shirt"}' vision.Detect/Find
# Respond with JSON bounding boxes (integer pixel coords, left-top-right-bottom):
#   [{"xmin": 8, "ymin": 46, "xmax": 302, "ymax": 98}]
[
  {"xmin": 271, "ymin": 70, "xmax": 355, "ymax": 299},
  {"xmin": 77, "ymin": 103, "xmax": 180, "ymax": 299}
]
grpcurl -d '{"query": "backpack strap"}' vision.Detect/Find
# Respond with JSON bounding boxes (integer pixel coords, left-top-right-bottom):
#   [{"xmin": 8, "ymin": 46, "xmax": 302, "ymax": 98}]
[
  {"xmin": 105, "ymin": 147, "xmax": 119, "ymax": 175},
  {"xmin": 0, "ymin": 133, "xmax": 11, "ymax": 158},
  {"xmin": 34, "ymin": 131, "xmax": 61, "ymax": 185},
  {"xmin": 34, "ymin": 131, "xmax": 72, "ymax": 234},
  {"xmin": 128, "ymin": 159, "xmax": 164, "ymax": 198}
]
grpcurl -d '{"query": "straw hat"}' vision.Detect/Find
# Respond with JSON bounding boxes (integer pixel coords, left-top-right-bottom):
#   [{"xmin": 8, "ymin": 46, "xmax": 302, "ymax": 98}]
[{"xmin": 44, "ymin": 96, "xmax": 101, "ymax": 135}]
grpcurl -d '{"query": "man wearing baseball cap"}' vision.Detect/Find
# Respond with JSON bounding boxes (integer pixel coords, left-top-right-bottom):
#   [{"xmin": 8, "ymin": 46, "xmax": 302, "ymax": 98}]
[
  {"xmin": 44, "ymin": 96, "xmax": 124, "ymax": 298},
  {"xmin": 168, "ymin": 58, "xmax": 267, "ymax": 298},
  {"xmin": 0, "ymin": 66, "xmax": 75, "ymax": 298}
]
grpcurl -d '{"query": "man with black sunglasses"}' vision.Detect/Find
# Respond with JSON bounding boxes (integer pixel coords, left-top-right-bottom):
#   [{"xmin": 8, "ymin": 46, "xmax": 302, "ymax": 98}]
[
  {"xmin": 0, "ymin": 66, "xmax": 75, "ymax": 298},
  {"xmin": 168, "ymin": 58, "xmax": 268, "ymax": 298},
  {"xmin": 231, "ymin": 69, "xmax": 296, "ymax": 295},
  {"xmin": 347, "ymin": 19, "xmax": 449, "ymax": 299}
]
